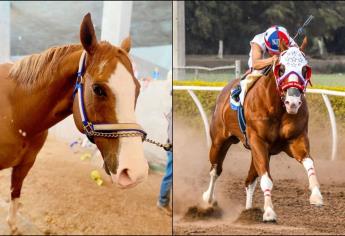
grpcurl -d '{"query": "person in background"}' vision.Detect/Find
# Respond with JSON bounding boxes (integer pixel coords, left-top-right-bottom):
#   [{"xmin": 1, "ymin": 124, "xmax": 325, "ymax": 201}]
[{"xmin": 157, "ymin": 90, "xmax": 173, "ymax": 216}]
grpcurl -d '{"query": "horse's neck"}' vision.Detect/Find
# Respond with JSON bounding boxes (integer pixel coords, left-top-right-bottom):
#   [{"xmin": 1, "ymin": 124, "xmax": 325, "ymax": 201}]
[
  {"xmin": 260, "ymin": 72, "xmax": 284, "ymax": 115},
  {"xmin": 12, "ymin": 48, "xmax": 84, "ymax": 136}
]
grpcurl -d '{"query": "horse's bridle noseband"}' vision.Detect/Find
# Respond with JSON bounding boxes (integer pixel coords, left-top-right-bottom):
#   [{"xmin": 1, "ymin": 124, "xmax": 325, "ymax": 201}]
[{"xmin": 73, "ymin": 51, "xmax": 147, "ymax": 144}]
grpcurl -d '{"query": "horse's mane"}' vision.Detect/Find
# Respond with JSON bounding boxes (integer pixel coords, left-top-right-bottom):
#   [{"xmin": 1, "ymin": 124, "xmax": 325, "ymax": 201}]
[{"xmin": 9, "ymin": 44, "xmax": 82, "ymax": 89}]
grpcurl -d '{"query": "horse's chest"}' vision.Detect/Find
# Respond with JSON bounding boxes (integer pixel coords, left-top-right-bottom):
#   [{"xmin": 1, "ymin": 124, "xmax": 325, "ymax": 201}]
[{"xmin": 279, "ymin": 119, "xmax": 304, "ymax": 140}]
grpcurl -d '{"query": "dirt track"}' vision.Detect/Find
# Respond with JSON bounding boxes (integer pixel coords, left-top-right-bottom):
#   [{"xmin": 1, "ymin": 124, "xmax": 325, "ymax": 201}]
[
  {"xmin": 173, "ymin": 118, "xmax": 345, "ymax": 235},
  {"xmin": 0, "ymin": 135, "xmax": 171, "ymax": 235}
]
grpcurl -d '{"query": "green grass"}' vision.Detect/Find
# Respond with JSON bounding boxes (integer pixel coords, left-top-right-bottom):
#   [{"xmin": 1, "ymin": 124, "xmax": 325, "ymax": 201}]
[{"xmin": 311, "ymin": 74, "xmax": 345, "ymax": 87}]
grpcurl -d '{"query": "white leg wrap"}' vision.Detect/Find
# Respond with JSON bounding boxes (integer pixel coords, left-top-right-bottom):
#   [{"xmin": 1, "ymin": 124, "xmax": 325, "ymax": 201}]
[
  {"xmin": 260, "ymin": 173, "xmax": 273, "ymax": 200},
  {"xmin": 202, "ymin": 168, "xmax": 218, "ymax": 204},
  {"xmin": 260, "ymin": 173, "xmax": 277, "ymax": 221},
  {"xmin": 7, "ymin": 198, "xmax": 20, "ymax": 232},
  {"xmin": 302, "ymin": 157, "xmax": 319, "ymax": 189},
  {"xmin": 245, "ymin": 178, "xmax": 257, "ymax": 209},
  {"xmin": 302, "ymin": 157, "xmax": 323, "ymax": 206}
]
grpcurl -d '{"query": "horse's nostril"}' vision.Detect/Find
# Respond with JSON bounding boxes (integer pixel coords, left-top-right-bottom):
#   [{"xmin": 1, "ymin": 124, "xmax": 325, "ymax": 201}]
[
  {"xmin": 285, "ymin": 101, "xmax": 290, "ymax": 105},
  {"xmin": 299, "ymin": 101, "xmax": 302, "ymax": 105},
  {"xmin": 118, "ymin": 168, "xmax": 133, "ymax": 186}
]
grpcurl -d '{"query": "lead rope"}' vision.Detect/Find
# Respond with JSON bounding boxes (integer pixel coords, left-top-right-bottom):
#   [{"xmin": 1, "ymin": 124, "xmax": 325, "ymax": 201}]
[{"xmin": 144, "ymin": 138, "xmax": 172, "ymax": 151}]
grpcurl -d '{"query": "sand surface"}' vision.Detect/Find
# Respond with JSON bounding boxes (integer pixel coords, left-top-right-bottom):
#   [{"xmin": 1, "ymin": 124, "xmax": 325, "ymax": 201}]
[
  {"xmin": 0, "ymin": 135, "xmax": 171, "ymax": 235},
  {"xmin": 173, "ymin": 118, "xmax": 345, "ymax": 235}
]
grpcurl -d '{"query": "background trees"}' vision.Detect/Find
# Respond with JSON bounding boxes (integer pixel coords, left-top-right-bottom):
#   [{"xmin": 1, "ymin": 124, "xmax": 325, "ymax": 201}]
[{"xmin": 185, "ymin": 1, "xmax": 345, "ymax": 56}]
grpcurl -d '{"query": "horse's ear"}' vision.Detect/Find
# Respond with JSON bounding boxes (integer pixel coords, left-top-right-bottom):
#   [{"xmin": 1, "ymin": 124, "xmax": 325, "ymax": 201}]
[
  {"xmin": 300, "ymin": 36, "xmax": 308, "ymax": 52},
  {"xmin": 121, "ymin": 36, "xmax": 131, "ymax": 53},
  {"xmin": 279, "ymin": 39, "xmax": 288, "ymax": 52},
  {"xmin": 80, "ymin": 13, "xmax": 98, "ymax": 55}
]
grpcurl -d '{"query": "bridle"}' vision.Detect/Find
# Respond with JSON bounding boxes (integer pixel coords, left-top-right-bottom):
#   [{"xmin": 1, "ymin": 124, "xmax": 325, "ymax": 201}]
[
  {"xmin": 73, "ymin": 51, "xmax": 147, "ymax": 144},
  {"xmin": 272, "ymin": 47, "xmax": 312, "ymax": 99}
]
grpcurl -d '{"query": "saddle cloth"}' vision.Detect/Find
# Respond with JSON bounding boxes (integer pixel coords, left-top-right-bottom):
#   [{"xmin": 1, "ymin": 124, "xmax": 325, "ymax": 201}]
[
  {"xmin": 230, "ymin": 70, "xmax": 263, "ymax": 140},
  {"xmin": 239, "ymin": 70, "xmax": 263, "ymax": 105},
  {"xmin": 230, "ymin": 70, "xmax": 263, "ymax": 110}
]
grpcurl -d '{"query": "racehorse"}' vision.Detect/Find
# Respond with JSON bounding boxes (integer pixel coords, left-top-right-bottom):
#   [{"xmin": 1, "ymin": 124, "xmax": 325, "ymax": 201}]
[
  {"xmin": 202, "ymin": 37, "xmax": 323, "ymax": 222},
  {"xmin": 0, "ymin": 13, "xmax": 148, "ymax": 232}
]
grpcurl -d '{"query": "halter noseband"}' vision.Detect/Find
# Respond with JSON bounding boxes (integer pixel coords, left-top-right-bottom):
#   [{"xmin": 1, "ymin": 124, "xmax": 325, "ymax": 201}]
[{"xmin": 73, "ymin": 51, "xmax": 147, "ymax": 144}]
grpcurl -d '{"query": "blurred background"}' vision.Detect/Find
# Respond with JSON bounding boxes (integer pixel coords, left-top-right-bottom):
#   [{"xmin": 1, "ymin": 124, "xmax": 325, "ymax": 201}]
[{"xmin": 174, "ymin": 1, "xmax": 345, "ymax": 80}]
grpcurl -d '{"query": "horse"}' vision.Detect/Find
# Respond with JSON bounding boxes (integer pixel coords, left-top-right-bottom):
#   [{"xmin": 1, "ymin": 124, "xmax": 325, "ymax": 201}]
[
  {"xmin": 0, "ymin": 13, "xmax": 149, "ymax": 232},
  {"xmin": 202, "ymin": 37, "xmax": 323, "ymax": 222}
]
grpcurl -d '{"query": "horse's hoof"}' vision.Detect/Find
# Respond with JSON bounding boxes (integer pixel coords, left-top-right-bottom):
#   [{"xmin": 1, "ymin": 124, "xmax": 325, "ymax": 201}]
[
  {"xmin": 202, "ymin": 192, "xmax": 216, "ymax": 206},
  {"xmin": 310, "ymin": 194, "xmax": 323, "ymax": 206},
  {"xmin": 309, "ymin": 187, "xmax": 323, "ymax": 206},
  {"xmin": 6, "ymin": 218, "xmax": 18, "ymax": 233},
  {"xmin": 262, "ymin": 207, "xmax": 277, "ymax": 222}
]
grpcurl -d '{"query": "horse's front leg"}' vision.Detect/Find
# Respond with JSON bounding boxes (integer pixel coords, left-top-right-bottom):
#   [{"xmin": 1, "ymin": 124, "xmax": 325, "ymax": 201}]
[
  {"xmin": 285, "ymin": 134, "xmax": 323, "ymax": 206},
  {"xmin": 7, "ymin": 161, "xmax": 35, "ymax": 233},
  {"xmin": 245, "ymin": 157, "xmax": 258, "ymax": 209},
  {"xmin": 250, "ymin": 134, "xmax": 276, "ymax": 222}
]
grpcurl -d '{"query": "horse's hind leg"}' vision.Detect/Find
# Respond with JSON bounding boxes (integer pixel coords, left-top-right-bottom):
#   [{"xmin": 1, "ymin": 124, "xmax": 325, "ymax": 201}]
[
  {"xmin": 202, "ymin": 136, "xmax": 235, "ymax": 205},
  {"xmin": 7, "ymin": 161, "xmax": 35, "ymax": 233},
  {"xmin": 245, "ymin": 157, "xmax": 258, "ymax": 209}
]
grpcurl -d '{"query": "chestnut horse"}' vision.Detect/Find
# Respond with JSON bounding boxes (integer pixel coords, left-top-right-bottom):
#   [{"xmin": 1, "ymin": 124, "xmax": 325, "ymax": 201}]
[
  {"xmin": 0, "ymin": 13, "xmax": 148, "ymax": 232},
  {"xmin": 202, "ymin": 37, "xmax": 323, "ymax": 222}
]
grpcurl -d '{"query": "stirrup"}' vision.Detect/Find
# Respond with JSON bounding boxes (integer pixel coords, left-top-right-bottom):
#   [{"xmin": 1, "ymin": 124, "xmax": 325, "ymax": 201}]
[{"xmin": 231, "ymin": 85, "xmax": 241, "ymax": 100}]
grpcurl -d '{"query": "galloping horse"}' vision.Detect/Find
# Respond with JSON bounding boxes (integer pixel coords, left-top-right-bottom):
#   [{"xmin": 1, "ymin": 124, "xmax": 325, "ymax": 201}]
[
  {"xmin": 202, "ymin": 37, "xmax": 323, "ymax": 221},
  {"xmin": 0, "ymin": 13, "xmax": 148, "ymax": 232}
]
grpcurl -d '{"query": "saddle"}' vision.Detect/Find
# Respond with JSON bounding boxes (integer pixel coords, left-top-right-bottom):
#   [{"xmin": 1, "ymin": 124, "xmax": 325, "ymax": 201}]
[{"xmin": 229, "ymin": 65, "xmax": 271, "ymax": 149}]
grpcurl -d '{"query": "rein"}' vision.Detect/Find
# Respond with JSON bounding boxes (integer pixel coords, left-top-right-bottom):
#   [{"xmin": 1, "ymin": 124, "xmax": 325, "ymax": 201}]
[{"xmin": 73, "ymin": 51, "xmax": 172, "ymax": 151}]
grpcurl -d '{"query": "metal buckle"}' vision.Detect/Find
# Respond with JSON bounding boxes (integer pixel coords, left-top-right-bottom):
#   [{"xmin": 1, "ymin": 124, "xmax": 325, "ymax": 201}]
[
  {"xmin": 76, "ymin": 75, "xmax": 84, "ymax": 85},
  {"xmin": 83, "ymin": 122, "xmax": 94, "ymax": 135}
]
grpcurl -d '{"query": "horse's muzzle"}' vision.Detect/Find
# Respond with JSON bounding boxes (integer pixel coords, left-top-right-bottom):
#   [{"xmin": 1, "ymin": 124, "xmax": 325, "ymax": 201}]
[{"xmin": 284, "ymin": 91, "xmax": 302, "ymax": 114}]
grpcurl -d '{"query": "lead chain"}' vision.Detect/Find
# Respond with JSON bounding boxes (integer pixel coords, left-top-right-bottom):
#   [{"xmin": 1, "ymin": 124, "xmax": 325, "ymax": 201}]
[{"xmin": 85, "ymin": 129, "xmax": 172, "ymax": 150}]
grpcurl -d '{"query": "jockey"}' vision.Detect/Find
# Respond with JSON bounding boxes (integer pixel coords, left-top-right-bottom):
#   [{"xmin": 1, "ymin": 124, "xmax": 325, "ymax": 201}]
[
  {"xmin": 231, "ymin": 25, "xmax": 297, "ymax": 107},
  {"xmin": 248, "ymin": 25, "xmax": 297, "ymax": 74}
]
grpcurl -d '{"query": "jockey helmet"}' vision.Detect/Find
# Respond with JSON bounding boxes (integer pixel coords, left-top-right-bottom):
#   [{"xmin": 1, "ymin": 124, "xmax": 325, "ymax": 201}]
[{"xmin": 264, "ymin": 25, "xmax": 290, "ymax": 55}]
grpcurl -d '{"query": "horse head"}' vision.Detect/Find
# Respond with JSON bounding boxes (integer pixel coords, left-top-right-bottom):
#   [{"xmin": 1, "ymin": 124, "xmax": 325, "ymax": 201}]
[
  {"xmin": 72, "ymin": 13, "xmax": 148, "ymax": 188},
  {"xmin": 274, "ymin": 37, "xmax": 312, "ymax": 114}
]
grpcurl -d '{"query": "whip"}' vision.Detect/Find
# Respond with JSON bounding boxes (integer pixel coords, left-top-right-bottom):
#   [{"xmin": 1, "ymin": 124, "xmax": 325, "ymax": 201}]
[{"xmin": 292, "ymin": 15, "xmax": 314, "ymax": 40}]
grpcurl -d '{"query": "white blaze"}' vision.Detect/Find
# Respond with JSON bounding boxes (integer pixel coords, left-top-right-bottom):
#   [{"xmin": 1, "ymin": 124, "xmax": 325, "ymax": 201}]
[{"xmin": 108, "ymin": 62, "xmax": 148, "ymax": 187}]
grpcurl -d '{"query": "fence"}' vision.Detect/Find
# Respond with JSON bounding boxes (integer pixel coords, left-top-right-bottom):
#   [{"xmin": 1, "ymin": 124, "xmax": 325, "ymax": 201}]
[
  {"xmin": 173, "ymin": 85, "xmax": 345, "ymax": 161},
  {"xmin": 174, "ymin": 60, "xmax": 241, "ymax": 81}
]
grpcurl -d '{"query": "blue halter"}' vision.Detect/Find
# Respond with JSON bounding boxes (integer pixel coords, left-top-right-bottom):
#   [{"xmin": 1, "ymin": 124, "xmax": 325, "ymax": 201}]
[{"xmin": 73, "ymin": 51, "xmax": 147, "ymax": 144}]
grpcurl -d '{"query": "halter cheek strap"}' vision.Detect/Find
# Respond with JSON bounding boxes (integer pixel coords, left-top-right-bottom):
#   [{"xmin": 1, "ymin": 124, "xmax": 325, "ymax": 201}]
[{"xmin": 73, "ymin": 51, "xmax": 147, "ymax": 144}]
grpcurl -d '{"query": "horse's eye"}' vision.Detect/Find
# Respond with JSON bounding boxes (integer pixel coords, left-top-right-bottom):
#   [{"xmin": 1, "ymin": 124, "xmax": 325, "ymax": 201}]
[
  {"xmin": 92, "ymin": 84, "xmax": 106, "ymax": 97},
  {"xmin": 279, "ymin": 65, "xmax": 285, "ymax": 77},
  {"xmin": 302, "ymin": 66, "xmax": 307, "ymax": 78}
]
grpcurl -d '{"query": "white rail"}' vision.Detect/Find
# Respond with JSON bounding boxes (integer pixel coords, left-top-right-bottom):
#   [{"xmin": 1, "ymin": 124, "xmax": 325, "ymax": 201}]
[
  {"xmin": 174, "ymin": 60, "xmax": 241, "ymax": 79},
  {"xmin": 175, "ymin": 65, "xmax": 236, "ymax": 71},
  {"xmin": 173, "ymin": 85, "xmax": 345, "ymax": 161}
]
